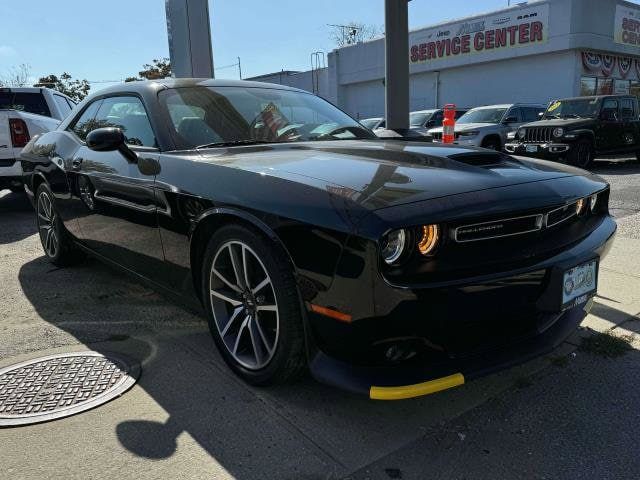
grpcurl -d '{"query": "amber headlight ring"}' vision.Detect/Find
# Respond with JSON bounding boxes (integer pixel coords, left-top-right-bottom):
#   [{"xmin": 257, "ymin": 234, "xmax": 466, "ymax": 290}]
[{"xmin": 417, "ymin": 224, "xmax": 441, "ymax": 257}]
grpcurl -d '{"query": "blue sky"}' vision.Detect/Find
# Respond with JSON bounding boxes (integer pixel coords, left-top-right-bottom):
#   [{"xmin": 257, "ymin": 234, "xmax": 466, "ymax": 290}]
[{"xmin": 0, "ymin": 0, "xmax": 617, "ymax": 92}]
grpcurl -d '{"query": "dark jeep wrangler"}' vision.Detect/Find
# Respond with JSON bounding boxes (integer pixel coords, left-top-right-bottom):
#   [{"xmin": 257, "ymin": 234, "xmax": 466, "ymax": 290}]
[{"xmin": 504, "ymin": 95, "xmax": 640, "ymax": 168}]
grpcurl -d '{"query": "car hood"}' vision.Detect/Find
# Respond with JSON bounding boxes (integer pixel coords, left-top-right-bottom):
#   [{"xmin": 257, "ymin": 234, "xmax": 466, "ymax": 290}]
[
  {"xmin": 428, "ymin": 123, "xmax": 497, "ymax": 134},
  {"xmin": 196, "ymin": 140, "xmax": 587, "ymax": 210},
  {"xmin": 521, "ymin": 118, "xmax": 595, "ymax": 128}
]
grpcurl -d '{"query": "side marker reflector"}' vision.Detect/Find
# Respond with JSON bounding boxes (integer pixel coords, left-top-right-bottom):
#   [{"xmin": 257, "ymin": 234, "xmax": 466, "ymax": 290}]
[
  {"xmin": 309, "ymin": 304, "xmax": 352, "ymax": 323},
  {"xmin": 369, "ymin": 373, "xmax": 465, "ymax": 400}
]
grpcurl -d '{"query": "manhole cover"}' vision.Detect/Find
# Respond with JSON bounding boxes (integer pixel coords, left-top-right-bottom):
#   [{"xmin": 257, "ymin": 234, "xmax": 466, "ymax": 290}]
[{"xmin": 0, "ymin": 352, "xmax": 140, "ymax": 427}]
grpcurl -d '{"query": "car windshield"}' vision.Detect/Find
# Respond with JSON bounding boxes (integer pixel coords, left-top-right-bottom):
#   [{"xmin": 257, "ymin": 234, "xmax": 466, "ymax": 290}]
[
  {"xmin": 410, "ymin": 111, "xmax": 436, "ymax": 127},
  {"xmin": 159, "ymin": 86, "xmax": 375, "ymax": 148},
  {"xmin": 543, "ymin": 98, "xmax": 602, "ymax": 119},
  {"xmin": 457, "ymin": 107, "xmax": 508, "ymax": 124},
  {"xmin": 360, "ymin": 118, "xmax": 382, "ymax": 129}
]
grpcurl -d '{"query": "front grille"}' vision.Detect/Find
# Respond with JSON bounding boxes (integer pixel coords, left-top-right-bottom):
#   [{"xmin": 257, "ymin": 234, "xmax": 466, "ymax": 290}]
[
  {"xmin": 454, "ymin": 214, "xmax": 544, "ymax": 242},
  {"xmin": 546, "ymin": 202, "xmax": 579, "ymax": 227},
  {"xmin": 0, "ymin": 158, "xmax": 16, "ymax": 167},
  {"xmin": 523, "ymin": 127, "xmax": 553, "ymax": 143}
]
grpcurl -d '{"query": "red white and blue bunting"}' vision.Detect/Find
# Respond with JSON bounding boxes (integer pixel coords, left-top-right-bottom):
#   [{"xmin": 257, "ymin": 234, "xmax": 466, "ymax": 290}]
[
  {"xmin": 619, "ymin": 56, "xmax": 632, "ymax": 78},
  {"xmin": 582, "ymin": 51, "xmax": 639, "ymax": 78}
]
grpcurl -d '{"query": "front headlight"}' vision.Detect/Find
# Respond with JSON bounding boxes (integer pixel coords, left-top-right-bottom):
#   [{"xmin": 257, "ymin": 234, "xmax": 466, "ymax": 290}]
[
  {"xmin": 589, "ymin": 194, "xmax": 598, "ymax": 212},
  {"xmin": 381, "ymin": 229, "xmax": 406, "ymax": 264},
  {"xmin": 517, "ymin": 127, "xmax": 525, "ymax": 139},
  {"xmin": 458, "ymin": 130, "xmax": 479, "ymax": 137},
  {"xmin": 553, "ymin": 127, "xmax": 564, "ymax": 137},
  {"xmin": 417, "ymin": 225, "xmax": 440, "ymax": 256},
  {"xmin": 576, "ymin": 198, "xmax": 587, "ymax": 215},
  {"xmin": 506, "ymin": 131, "xmax": 516, "ymax": 140}
]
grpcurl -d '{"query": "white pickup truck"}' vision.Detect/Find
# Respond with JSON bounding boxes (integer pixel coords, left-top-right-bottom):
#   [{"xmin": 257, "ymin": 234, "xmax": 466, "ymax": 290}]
[{"xmin": 0, "ymin": 87, "xmax": 75, "ymax": 192}]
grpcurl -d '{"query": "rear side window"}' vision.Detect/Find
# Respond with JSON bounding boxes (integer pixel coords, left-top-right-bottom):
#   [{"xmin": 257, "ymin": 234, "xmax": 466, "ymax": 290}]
[
  {"xmin": 620, "ymin": 98, "xmax": 635, "ymax": 120},
  {"xmin": 0, "ymin": 92, "xmax": 51, "ymax": 117},
  {"xmin": 54, "ymin": 95, "xmax": 72, "ymax": 118},
  {"xmin": 69, "ymin": 100, "xmax": 102, "ymax": 140}
]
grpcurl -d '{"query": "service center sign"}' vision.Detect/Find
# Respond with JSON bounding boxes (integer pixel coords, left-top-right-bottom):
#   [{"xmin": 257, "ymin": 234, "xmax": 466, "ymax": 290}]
[
  {"xmin": 614, "ymin": 4, "xmax": 640, "ymax": 46},
  {"xmin": 410, "ymin": 3, "xmax": 549, "ymax": 64}
]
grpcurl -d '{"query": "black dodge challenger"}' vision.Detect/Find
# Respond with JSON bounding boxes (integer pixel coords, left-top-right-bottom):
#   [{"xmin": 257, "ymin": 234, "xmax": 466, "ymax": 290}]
[{"xmin": 21, "ymin": 79, "xmax": 616, "ymax": 400}]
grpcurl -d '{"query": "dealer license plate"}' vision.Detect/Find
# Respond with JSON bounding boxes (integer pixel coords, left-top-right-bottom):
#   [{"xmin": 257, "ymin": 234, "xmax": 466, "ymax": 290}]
[
  {"xmin": 525, "ymin": 144, "xmax": 538, "ymax": 153},
  {"xmin": 562, "ymin": 260, "xmax": 597, "ymax": 309}
]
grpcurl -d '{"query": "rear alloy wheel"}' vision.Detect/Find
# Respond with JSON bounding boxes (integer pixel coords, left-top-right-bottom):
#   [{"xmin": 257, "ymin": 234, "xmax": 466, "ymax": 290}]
[
  {"xmin": 569, "ymin": 140, "xmax": 593, "ymax": 169},
  {"xmin": 36, "ymin": 184, "xmax": 84, "ymax": 266},
  {"xmin": 202, "ymin": 225, "xmax": 306, "ymax": 385}
]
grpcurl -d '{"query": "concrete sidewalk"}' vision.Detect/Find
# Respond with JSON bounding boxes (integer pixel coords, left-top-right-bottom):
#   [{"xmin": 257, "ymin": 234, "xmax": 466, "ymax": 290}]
[{"xmin": 0, "ymin": 189, "xmax": 639, "ymax": 479}]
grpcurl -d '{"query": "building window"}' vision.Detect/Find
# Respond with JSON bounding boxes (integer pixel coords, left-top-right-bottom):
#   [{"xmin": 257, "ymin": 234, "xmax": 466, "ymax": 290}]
[
  {"xmin": 614, "ymin": 79, "xmax": 631, "ymax": 95},
  {"xmin": 631, "ymin": 81, "xmax": 640, "ymax": 99},
  {"xmin": 580, "ymin": 77, "xmax": 597, "ymax": 96},
  {"xmin": 597, "ymin": 78, "xmax": 614, "ymax": 95}
]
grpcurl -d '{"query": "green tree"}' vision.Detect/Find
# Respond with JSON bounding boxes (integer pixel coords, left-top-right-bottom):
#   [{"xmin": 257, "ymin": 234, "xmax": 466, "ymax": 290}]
[
  {"xmin": 34, "ymin": 73, "xmax": 90, "ymax": 102},
  {"xmin": 125, "ymin": 58, "xmax": 171, "ymax": 82}
]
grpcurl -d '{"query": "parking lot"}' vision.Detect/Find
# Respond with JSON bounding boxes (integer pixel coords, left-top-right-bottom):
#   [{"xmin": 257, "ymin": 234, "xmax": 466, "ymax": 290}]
[{"xmin": 0, "ymin": 158, "xmax": 639, "ymax": 480}]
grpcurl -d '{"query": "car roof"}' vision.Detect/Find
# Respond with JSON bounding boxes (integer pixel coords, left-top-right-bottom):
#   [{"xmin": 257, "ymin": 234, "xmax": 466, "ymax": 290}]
[{"xmin": 91, "ymin": 78, "xmax": 308, "ymax": 97}]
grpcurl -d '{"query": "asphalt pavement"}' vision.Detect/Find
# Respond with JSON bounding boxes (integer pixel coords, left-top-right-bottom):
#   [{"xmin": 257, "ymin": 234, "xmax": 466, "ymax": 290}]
[{"xmin": 0, "ymin": 157, "xmax": 639, "ymax": 480}]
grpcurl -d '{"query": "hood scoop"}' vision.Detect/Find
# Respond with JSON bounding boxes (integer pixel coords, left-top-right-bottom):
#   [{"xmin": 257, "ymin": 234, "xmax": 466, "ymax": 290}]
[{"xmin": 447, "ymin": 152, "xmax": 508, "ymax": 167}]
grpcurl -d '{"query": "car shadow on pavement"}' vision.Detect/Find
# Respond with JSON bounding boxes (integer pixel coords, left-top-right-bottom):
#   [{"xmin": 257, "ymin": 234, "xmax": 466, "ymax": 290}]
[
  {"xmin": 0, "ymin": 190, "xmax": 36, "ymax": 245},
  {"xmin": 17, "ymin": 251, "xmax": 637, "ymax": 479}
]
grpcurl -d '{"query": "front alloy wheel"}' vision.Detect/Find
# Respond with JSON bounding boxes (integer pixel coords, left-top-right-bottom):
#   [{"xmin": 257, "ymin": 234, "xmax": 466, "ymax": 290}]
[
  {"xmin": 202, "ymin": 224, "xmax": 306, "ymax": 385},
  {"xmin": 209, "ymin": 240, "xmax": 279, "ymax": 370}
]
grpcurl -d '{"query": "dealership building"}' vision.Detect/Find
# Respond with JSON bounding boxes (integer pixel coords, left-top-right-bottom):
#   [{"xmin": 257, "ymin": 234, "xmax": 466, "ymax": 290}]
[{"xmin": 250, "ymin": 0, "xmax": 640, "ymax": 119}]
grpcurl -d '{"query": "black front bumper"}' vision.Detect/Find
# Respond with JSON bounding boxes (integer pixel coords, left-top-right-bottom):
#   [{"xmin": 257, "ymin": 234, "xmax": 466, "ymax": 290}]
[
  {"xmin": 504, "ymin": 142, "xmax": 571, "ymax": 160},
  {"xmin": 307, "ymin": 215, "xmax": 616, "ymax": 399}
]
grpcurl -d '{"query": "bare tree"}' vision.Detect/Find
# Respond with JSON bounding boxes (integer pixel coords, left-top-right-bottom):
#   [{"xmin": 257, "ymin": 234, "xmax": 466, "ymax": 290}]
[
  {"xmin": 328, "ymin": 22, "xmax": 383, "ymax": 47},
  {"xmin": 0, "ymin": 64, "xmax": 31, "ymax": 87}
]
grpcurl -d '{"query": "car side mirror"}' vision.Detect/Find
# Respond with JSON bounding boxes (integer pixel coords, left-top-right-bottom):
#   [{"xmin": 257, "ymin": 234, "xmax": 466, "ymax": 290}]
[
  {"xmin": 86, "ymin": 127, "xmax": 137, "ymax": 163},
  {"xmin": 503, "ymin": 116, "xmax": 518, "ymax": 124}
]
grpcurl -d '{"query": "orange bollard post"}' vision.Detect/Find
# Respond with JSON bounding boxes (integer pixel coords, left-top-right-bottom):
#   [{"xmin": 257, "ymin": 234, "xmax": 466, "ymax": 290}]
[{"xmin": 442, "ymin": 104, "xmax": 456, "ymax": 144}]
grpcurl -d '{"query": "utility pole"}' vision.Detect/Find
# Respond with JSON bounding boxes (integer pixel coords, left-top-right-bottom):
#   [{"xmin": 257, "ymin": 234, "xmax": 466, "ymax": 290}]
[{"xmin": 237, "ymin": 57, "xmax": 242, "ymax": 79}]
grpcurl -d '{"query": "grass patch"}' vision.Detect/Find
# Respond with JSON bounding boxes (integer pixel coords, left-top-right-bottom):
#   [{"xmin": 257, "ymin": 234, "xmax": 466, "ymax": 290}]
[{"xmin": 578, "ymin": 330, "xmax": 635, "ymax": 358}]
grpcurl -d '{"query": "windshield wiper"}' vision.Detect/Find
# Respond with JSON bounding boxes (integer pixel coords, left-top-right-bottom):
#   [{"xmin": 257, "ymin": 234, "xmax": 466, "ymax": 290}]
[
  {"xmin": 560, "ymin": 114, "xmax": 580, "ymax": 119},
  {"xmin": 195, "ymin": 139, "xmax": 278, "ymax": 149}
]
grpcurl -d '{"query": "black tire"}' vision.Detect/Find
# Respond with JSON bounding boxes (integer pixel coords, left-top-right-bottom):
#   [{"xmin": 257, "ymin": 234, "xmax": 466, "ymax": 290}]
[
  {"xmin": 481, "ymin": 136, "xmax": 501, "ymax": 151},
  {"xmin": 35, "ymin": 183, "xmax": 85, "ymax": 267},
  {"xmin": 568, "ymin": 140, "xmax": 593, "ymax": 169},
  {"xmin": 201, "ymin": 223, "xmax": 306, "ymax": 385}
]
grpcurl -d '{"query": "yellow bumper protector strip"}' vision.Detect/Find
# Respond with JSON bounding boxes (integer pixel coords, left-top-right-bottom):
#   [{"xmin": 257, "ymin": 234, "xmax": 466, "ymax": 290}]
[{"xmin": 369, "ymin": 373, "xmax": 465, "ymax": 400}]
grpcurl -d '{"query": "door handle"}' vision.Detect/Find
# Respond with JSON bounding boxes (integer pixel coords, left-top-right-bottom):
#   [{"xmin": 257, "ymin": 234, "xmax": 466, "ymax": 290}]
[{"xmin": 71, "ymin": 157, "xmax": 83, "ymax": 170}]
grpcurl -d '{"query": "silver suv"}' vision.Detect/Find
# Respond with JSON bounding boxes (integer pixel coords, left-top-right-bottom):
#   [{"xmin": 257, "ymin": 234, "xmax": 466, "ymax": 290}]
[{"xmin": 427, "ymin": 104, "xmax": 545, "ymax": 150}]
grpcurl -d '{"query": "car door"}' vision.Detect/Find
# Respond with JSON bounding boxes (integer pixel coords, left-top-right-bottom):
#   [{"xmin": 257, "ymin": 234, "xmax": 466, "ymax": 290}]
[
  {"xmin": 619, "ymin": 97, "xmax": 639, "ymax": 152},
  {"xmin": 70, "ymin": 95, "xmax": 166, "ymax": 281},
  {"xmin": 597, "ymin": 98, "xmax": 624, "ymax": 152}
]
